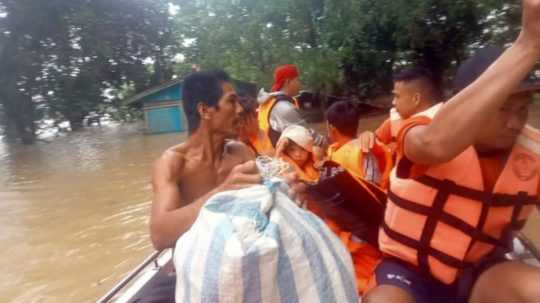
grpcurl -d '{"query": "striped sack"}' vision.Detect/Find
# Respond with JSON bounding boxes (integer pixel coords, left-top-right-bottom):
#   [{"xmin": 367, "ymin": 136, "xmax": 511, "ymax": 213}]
[{"xmin": 174, "ymin": 182, "xmax": 359, "ymax": 303}]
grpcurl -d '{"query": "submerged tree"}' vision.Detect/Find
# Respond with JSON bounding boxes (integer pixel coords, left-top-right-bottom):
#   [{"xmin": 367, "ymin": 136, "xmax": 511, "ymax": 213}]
[{"xmin": 0, "ymin": 0, "xmax": 180, "ymax": 142}]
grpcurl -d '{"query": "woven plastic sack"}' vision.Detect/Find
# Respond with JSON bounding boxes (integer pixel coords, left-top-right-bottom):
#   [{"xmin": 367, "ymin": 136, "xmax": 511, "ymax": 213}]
[{"xmin": 174, "ymin": 180, "xmax": 359, "ymax": 303}]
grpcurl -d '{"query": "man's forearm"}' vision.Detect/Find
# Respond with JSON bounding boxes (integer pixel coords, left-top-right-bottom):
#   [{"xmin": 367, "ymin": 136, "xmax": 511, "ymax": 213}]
[{"xmin": 150, "ymin": 188, "xmax": 218, "ymax": 249}]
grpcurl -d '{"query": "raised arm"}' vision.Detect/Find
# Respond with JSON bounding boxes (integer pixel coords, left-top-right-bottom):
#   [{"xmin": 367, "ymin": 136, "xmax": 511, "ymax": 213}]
[{"xmin": 404, "ymin": 0, "xmax": 540, "ymax": 164}]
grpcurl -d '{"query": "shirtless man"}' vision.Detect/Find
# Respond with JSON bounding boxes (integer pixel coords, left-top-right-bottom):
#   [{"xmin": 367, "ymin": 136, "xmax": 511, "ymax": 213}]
[
  {"xmin": 129, "ymin": 70, "xmax": 261, "ymax": 303},
  {"xmin": 150, "ymin": 70, "xmax": 260, "ymax": 250}
]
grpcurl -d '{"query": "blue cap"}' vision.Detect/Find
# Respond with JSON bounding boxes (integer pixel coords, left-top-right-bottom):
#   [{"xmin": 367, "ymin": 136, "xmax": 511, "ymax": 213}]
[{"xmin": 453, "ymin": 46, "xmax": 540, "ymax": 95}]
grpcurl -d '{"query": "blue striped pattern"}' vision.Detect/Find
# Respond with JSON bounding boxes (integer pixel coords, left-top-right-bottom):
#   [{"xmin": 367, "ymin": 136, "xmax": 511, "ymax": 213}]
[
  {"xmin": 264, "ymin": 222, "xmax": 300, "ymax": 303},
  {"xmin": 174, "ymin": 185, "xmax": 359, "ymax": 303},
  {"xmin": 296, "ymin": 207, "xmax": 359, "ymax": 302},
  {"xmin": 181, "ymin": 233, "xmax": 197, "ymax": 303},
  {"xmin": 201, "ymin": 220, "xmax": 233, "ymax": 303},
  {"xmin": 241, "ymin": 248, "xmax": 262, "ymax": 303},
  {"xmin": 277, "ymin": 201, "xmax": 337, "ymax": 303}
]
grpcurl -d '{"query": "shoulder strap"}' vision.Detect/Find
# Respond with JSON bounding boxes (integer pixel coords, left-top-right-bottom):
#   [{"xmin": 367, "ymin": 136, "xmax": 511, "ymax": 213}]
[{"xmin": 274, "ymin": 93, "xmax": 295, "ymax": 103}]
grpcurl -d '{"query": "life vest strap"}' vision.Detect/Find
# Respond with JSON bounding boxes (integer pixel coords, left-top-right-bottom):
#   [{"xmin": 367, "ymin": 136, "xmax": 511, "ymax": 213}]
[
  {"xmin": 510, "ymin": 191, "xmax": 529, "ymax": 230},
  {"xmin": 266, "ymin": 94, "xmax": 299, "ymax": 147},
  {"xmin": 388, "ymin": 191, "xmax": 505, "ymax": 248},
  {"xmin": 416, "ymin": 175, "xmax": 539, "ymax": 207},
  {"xmin": 417, "ymin": 179, "xmax": 453, "ymax": 270},
  {"xmin": 381, "ymin": 222, "xmax": 473, "ymax": 269}
]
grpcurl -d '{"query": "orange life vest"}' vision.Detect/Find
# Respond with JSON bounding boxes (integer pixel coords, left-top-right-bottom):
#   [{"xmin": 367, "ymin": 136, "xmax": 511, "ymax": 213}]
[
  {"xmin": 325, "ymin": 220, "xmax": 382, "ymax": 294},
  {"xmin": 280, "ymin": 154, "xmax": 319, "ymax": 183},
  {"xmin": 380, "ymin": 105, "xmax": 540, "ymax": 284},
  {"xmin": 246, "ymin": 131, "xmax": 275, "ymax": 157},
  {"xmin": 327, "ymin": 139, "xmax": 393, "ymax": 190},
  {"xmin": 257, "ymin": 94, "xmax": 300, "ymax": 147}
]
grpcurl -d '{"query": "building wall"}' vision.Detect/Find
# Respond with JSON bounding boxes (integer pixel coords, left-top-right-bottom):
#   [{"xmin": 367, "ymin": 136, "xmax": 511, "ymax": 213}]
[
  {"xmin": 144, "ymin": 102, "xmax": 186, "ymax": 133},
  {"xmin": 142, "ymin": 83, "xmax": 182, "ymax": 104}
]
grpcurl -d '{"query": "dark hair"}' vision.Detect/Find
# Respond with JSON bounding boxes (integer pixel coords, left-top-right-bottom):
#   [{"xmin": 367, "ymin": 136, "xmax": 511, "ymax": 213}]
[
  {"xmin": 326, "ymin": 100, "xmax": 360, "ymax": 138},
  {"xmin": 393, "ymin": 66, "xmax": 434, "ymax": 82},
  {"xmin": 238, "ymin": 96, "xmax": 257, "ymax": 115},
  {"xmin": 182, "ymin": 70, "xmax": 230, "ymax": 134},
  {"xmin": 393, "ymin": 67, "xmax": 442, "ymax": 102},
  {"xmin": 209, "ymin": 69, "xmax": 231, "ymax": 83}
]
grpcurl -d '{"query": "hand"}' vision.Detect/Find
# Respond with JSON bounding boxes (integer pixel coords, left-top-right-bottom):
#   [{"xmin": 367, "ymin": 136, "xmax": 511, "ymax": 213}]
[
  {"xmin": 283, "ymin": 171, "xmax": 309, "ymax": 202},
  {"xmin": 312, "ymin": 146, "xmax": 326, "ymax": 163},
  {"xmin": 358, "ymin": 131, "xmax": 376, "ymax": 153},
  {"xmin": 218, "ymin": 160, "xmax": 262, "ymax": 191},
  {"xmin": 517, "ymin": 0, "xmax": 540, "ymax": 53},
  {"xmin": 313, "ymin": 159, "xmax": 326, "ymax": 170}
]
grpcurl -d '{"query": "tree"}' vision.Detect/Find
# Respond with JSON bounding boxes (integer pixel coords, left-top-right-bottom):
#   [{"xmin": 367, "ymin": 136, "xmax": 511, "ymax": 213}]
[
  {"xmin": 171, "ymin": 0, "xmax": 509, "ymax": 99},
  {"xmin": 41, "ymin": 0, "xmax": 181, "ymax": 130},
  {"xmin": 0, "ymin": 0, "xmax": 180, "ymax": 142}
]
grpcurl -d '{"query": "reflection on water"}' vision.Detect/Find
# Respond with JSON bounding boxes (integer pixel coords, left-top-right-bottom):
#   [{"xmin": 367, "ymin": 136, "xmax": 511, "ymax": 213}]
[
  {"xmin": 0, "ymin": 123, "xmax": 185, "ymax": 302},
  {"xmin": 0, "ymin": 103, "xmax": 538, "ymax": 302}
]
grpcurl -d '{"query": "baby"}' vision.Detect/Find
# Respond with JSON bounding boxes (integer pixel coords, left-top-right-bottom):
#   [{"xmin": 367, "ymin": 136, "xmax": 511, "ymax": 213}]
[{"xmin": 277, "ymin": 125, "xmax": 319, "ymax": 183}]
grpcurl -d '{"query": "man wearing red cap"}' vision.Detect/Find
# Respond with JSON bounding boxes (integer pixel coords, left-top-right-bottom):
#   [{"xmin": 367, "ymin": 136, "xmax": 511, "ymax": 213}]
[{"xmin": 258, "ymin": 64, "xmax": 326, "ymax": 150}]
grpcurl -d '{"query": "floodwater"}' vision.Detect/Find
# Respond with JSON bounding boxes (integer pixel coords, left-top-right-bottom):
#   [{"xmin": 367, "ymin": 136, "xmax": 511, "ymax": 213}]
[
  {"xmin": 0, "ymin": 103, "xmax": 539, "ymax": 302},
  {"xmin": 0, "ymin": 124, "xmax": 185, "ymax": 302}
]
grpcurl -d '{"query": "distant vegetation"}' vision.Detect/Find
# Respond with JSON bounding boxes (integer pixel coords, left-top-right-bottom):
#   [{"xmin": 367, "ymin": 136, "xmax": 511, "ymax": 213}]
[{"xmin": 0, "ymin": 0, "xmax": 528, "ymax": 143}]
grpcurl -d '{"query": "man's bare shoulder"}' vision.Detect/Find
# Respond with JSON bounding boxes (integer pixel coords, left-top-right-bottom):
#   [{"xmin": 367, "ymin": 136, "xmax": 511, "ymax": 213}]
[
  {"xmin": 225, "ymin": 140, "xmax": 256, "ymax": 161},
  {"xmin": 153, "ymin": 143, "xmax": 189, "ymax": 179}
]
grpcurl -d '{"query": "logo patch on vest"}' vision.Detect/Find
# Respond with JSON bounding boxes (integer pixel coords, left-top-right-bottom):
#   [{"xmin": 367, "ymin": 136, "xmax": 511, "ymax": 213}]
[{"xmin": 512, "ymin": 153, "xmax": 538, "ymax": 181}]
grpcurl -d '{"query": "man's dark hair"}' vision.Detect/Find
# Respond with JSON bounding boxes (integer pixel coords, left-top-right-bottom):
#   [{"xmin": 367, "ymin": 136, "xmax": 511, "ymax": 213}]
[
  {"xmin": 182, "ymin": 70, "xmax": 230, "ymax": 134},
  {"xmin": 393, "ymin": 66, "xmax": 442, "ymax": 102},
  {"xmin": 209, "ymin": 69, "xmax": 231, "ymax": 83},
  {"xmin": 238, "ymin": 96, "xmax": 257, "ymax": 115},
  {"xmin": 326, "ymin": 100, "xmax": 360, "ymax": 138}
]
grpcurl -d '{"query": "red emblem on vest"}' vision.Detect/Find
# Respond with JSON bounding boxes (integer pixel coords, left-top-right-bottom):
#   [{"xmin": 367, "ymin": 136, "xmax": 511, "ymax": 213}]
[{"xmin": 512, "ymin": 153, "xmax": 538, "ymax": 181}]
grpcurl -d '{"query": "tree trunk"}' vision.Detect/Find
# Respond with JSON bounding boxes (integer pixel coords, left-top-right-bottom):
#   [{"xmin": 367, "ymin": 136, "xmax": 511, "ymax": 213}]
[
  {"xmin": 5, "ymin": 116, "xmax": 36, "ymax": 144},
  {"xmin": 69, "ymin": 118, "xmax": 84, "ymax": 131},
  {"xmin": 1, "ymin": 95, "xmax": 37, "ymax": 144}
]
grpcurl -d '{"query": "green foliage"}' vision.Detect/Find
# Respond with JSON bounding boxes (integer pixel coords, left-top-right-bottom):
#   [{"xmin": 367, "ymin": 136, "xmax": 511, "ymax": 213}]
[
  {"xmin": 0, "ymin": 0, "xmax": 179, "ymax": 141},
  {"xmin": 171, "ymin": 0, "xmax": 512, "ymax": 99},
  {"xmin": 0, "ymin": 0, "xmax": 529, "ymax": 143}
]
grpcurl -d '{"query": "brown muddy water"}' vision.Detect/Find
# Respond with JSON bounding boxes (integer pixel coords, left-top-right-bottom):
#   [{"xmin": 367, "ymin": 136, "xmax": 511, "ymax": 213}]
[{"xmin": 0, "ymin": 102, "xmax": 539, "ymax": 302}]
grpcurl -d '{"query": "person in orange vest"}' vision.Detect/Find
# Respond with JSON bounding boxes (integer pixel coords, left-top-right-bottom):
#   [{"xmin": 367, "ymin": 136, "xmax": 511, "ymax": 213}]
[
  {"xmin": 323, "ymin": 100, "xmax": 394, "ymax": 293},
  {"xmin": 237, "ymin": 96, "xmax": 275, "ymax": 157},
  {"xmin": 258, "ymin": 64, "xmax": 326, "ymax": 156},
  {"xmin": 373, "ymin": 67, "xmax": 443, "ymax": 155},
  {"xmin": 327, "ymin": 100, "xmax": 393, "ymax": 190},
  {"xmin": 276, "ymin": 124, "xmax": 319, "ymax": 183},
  {"xmin": 364, "ymin": 3, "xmax": 540, "ymax": 303}
]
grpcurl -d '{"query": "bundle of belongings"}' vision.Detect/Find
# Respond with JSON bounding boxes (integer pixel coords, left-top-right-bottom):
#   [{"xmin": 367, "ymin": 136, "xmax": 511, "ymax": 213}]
[{"xmin": 173, "ymin": 158, "xmax": 360, "ymax": 303}]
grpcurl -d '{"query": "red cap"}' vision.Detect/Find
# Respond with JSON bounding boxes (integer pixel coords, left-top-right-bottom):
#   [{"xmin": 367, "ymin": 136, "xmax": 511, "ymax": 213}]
[{"xmin": 272, "ymin": 64, "xmax": 299, "ymax": 92}]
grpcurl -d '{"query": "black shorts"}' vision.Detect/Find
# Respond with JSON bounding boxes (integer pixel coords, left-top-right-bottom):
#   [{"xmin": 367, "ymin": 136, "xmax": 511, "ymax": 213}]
[
  {"xmin": 373, "ymin": 256, "xmax": 505, "ymax": 303},
  {"xmin": 373, "ymin": 258, "xmax": 460, "ymax": 303}
]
